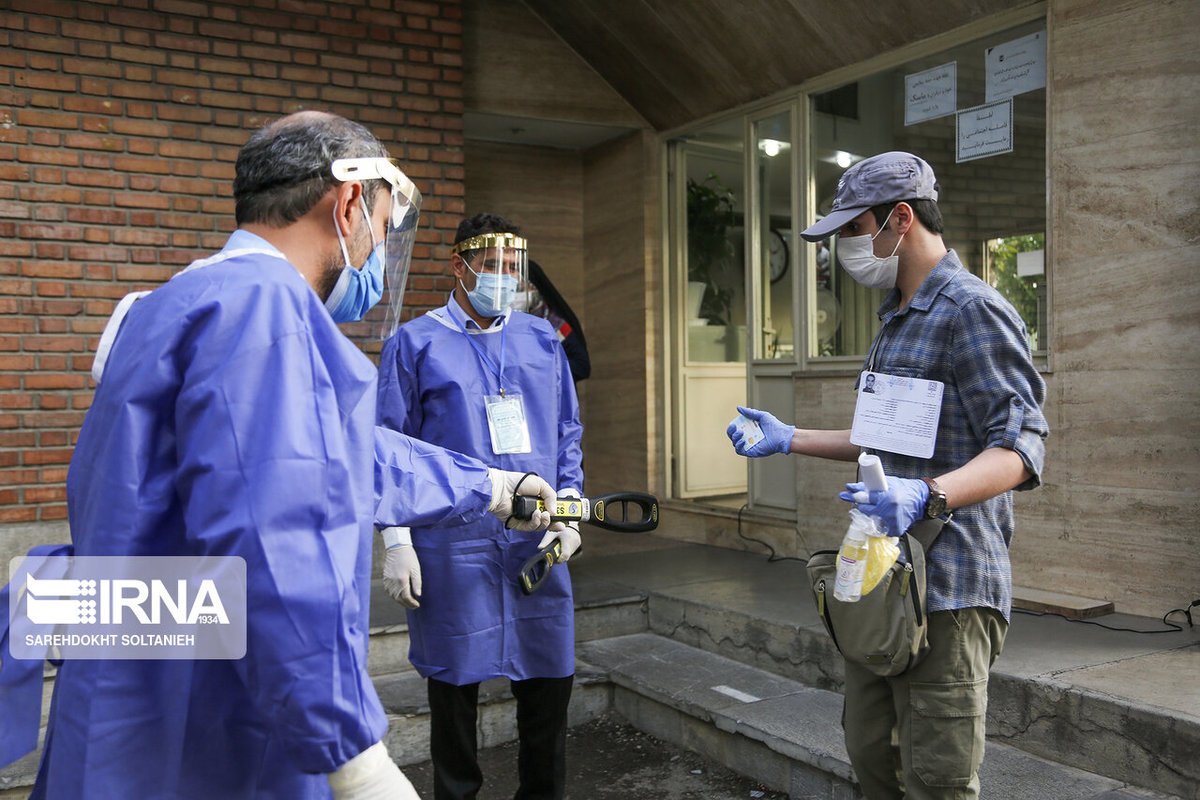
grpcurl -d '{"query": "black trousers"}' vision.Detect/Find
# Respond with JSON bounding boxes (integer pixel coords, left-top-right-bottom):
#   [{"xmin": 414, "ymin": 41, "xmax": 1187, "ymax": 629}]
[{"xmin": 428, "ymin": 675, "xmax": 574, "ymax": 800}]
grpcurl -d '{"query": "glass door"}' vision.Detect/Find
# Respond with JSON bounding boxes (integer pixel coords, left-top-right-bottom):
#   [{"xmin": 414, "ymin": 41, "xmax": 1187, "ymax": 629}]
[{"xmin": 669, "ymin": 119, "xmax": 747, "ymax": 499}]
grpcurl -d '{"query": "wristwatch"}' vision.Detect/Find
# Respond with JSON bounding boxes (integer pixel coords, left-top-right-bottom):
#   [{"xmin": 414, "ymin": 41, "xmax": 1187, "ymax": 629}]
[{"xmin": 921, "ymin": 478, "xmax": 948, "ymax": 518}]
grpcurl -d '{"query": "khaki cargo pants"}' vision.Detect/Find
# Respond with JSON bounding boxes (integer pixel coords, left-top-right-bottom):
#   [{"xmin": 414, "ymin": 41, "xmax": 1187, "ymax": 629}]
[{"xmin": 841, "ymin": 607, "xmax": 1008, "ymax": 800}]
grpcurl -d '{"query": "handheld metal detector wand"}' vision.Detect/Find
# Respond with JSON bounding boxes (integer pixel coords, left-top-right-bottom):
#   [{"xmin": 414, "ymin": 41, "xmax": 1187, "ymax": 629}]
[
  {"xmin": 514, "ymin": 491, "xmax": 660, "ymax": 595},
  {"xmin": 511, "ymin": 491, "xmax": 659, "ymax": 532}
]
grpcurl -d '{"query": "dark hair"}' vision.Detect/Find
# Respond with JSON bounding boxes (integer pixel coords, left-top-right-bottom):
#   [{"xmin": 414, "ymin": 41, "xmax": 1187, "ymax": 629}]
[
  {"xmin": 871, "ymin": 197, "xmax": 944, "ymax": 235},
  {"xmin": 233, "ymin": 112, "xmax": 389, "ymax": 227},
  {"xmin": 453, "ymin": 213, "xmax": 521, "ymax": 267},
  {"xmin": 454, "ymin": 213, "xmax": 520, "ymax": 245}
]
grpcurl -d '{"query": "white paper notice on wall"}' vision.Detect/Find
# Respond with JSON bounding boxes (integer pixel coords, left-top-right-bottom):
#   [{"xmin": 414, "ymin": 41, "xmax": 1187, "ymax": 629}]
[
  {"xmin": 956, "ymin": 99, "xmax": 1013, "ymax": 163},
  {"xmin": 904, "ymin": 61, "xmax": 957, "ymax": 125},
  {"xmin": 985, "ymin": 30, "xmax": 1046, "ymax": 102},
  {"xmin": 1016, "ymin": 249, "xmax": 1045, "ymax": 277}
]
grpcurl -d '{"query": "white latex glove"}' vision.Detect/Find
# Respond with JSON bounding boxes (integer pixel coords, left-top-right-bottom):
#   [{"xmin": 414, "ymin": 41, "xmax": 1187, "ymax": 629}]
[
  {"xmin": 536, "ymin": 488, "xmax": 582, "ymax": 561},
  {"xmin": 380, "ymin": 527, "xmax": 421, "ymax": 609},
  {"xmin": 538, "ymin": 521, "xmax": 581, "ymax": 562},
  {"xmin": 327, "ymin": 741, "xmax": 419, "ymax": 800},
  {"xmin": 488, "ymin": 468, "xmax": 555, "ymax": 532}
]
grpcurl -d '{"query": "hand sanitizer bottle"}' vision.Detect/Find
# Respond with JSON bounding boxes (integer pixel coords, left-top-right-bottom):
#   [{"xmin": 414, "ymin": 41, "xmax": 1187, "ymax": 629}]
[
  {"xmin": 833, "ymin": 508, "xmax": 873, "ymax": 602},
  {"xmin": 834, "ymin": 453, "xmax": 890, "ymax": 602}
]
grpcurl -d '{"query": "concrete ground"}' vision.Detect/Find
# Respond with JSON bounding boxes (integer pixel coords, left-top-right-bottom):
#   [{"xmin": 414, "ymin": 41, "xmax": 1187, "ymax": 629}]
[{"xmin": 400, "ymin": 711, "xmax": 789, "ymax": 800}]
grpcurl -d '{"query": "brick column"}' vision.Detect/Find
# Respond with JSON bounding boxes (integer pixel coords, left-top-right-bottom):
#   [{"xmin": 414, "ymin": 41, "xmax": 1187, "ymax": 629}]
[{"xmin": 0, "ymin": 0, "xmax": 465, "ymax": 522}]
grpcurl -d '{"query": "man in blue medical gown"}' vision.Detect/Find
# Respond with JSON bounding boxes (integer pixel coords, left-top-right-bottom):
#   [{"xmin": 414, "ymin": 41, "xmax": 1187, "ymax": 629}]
[
  {"xmin": 377, "ymin": 214, "xmax": 584, "ymax": 800},
  {"xmin": 21, "ymin": 112, "xmax": 558, "ymax": 800}
]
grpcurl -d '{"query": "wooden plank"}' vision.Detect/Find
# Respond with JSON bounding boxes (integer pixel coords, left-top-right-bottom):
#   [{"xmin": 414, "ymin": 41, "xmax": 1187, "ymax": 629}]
[{"xmin": 1012, "ymin": 586, "xmax": 1115, "ymax": 620}]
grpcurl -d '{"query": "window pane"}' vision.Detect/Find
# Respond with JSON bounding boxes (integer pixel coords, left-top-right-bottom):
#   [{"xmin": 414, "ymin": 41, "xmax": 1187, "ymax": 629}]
[
  {"xmin": 986, "ymin": 233, "xmax": 1045, "ymax": 351},
  {"xmin": 751, "ymin": 111, "xmax": 794, "ymax": 360},
  {"xmin": 684, "ymin": 122, "xmax": 745, "ymax": 363},
  {"xmin": 809, "ymin": 19, "xmax": 1047, "ymax": 358}
]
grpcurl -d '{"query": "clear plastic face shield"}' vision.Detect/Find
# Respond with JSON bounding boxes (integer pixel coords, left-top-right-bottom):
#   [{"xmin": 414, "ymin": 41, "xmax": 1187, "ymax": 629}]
[
  {"xmin": 330, "ymin": 157, "xmax": 422, "ymax": 339},
  {"xmin": 451, "ymin": 232, "xmax": 529, "ymax": 318}
]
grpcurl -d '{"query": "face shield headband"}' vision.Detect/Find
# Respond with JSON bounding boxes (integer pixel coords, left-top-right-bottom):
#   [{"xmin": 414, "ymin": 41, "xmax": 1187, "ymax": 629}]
[
  {"xmin": 331, "ymin": 157, "xmax": 422, "ymax": 339},
  {"xmin": 451, "ymin": 233, "xmax": 529, "ymax": 318}
]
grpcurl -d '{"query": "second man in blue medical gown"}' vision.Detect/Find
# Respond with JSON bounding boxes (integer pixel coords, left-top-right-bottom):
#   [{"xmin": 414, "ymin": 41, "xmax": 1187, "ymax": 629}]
[{"xmin": 378, "ymin": 214, "xmax": 584, "ymax": 800}]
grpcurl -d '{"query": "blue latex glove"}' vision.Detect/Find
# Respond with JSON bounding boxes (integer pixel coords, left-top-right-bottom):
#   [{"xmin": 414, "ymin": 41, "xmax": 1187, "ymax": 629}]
[
  {"xmin": 839, "ymin": 477, "xmax": 930, "ymax": 536},
  {"xmin": 726, "ymin": 405, "xmax": 794, "ymax": 457}
]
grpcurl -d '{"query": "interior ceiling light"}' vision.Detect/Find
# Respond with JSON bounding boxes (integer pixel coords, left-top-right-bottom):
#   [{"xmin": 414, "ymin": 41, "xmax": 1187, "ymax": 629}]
[{"xmin": 758, "ymin": 138, "xmax": 789, "ymax": 157}]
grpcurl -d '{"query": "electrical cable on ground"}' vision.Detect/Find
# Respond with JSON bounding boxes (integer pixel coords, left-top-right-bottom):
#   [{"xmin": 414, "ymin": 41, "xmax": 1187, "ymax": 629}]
[
  {"xmin": 736, "ymin": 503, "xmax": 807, "ymax": 564},
  {"xmin": 1014, "ymin": 598, "xmax": 1199, "ymax": 635}
]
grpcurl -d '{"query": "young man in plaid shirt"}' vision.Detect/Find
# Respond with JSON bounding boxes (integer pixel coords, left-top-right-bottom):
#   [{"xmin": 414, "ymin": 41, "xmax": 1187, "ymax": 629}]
[{"xmin": 730, "ymin": 152, "xmax": 1048, "ymax": 800}]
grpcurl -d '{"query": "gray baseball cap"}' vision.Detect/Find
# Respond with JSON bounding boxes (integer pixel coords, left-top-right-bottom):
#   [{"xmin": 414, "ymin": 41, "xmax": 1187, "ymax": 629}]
[{"xmin": 800, "ymin": 151, "xmax": 939, "ymax": 242}]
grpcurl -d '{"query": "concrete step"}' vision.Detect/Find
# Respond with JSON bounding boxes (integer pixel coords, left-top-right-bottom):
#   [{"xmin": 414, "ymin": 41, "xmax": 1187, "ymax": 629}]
[
  {"xmin": 635, "ymin": 568, "xmax": 1200, "ymax": 799},
  {"xmin": 579, "ymin": 632, "xmax": 1183, "ymax": 800}
]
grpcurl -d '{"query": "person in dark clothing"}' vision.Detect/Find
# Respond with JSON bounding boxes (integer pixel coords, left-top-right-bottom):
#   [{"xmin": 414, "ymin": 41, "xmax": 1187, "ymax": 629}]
[{"xmin": 516, "ymin": 259, "xmax": 590, "ymax": 384}]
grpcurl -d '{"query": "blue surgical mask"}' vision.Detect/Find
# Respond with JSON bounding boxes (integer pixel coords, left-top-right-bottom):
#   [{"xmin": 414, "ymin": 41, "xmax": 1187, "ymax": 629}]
[
  {"xmin": 326, "ymin": 200, "xmax": 385, "ymax": 323},
  {"xmin": 461, "ymin": 266, "xmax": 518, "ymax": 317}
]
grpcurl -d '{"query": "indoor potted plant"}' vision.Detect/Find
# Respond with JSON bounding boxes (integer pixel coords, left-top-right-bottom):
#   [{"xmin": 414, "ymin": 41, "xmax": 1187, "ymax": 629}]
[{"xmin": 686, "ymin": 172, "xmax": 737, "ymax": 328}]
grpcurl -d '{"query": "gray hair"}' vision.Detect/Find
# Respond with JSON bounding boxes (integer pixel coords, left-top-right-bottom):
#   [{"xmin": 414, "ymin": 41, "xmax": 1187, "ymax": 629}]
[{"xmin": 233, "ymin": 111, "xmax": 389, "ymax": 227}]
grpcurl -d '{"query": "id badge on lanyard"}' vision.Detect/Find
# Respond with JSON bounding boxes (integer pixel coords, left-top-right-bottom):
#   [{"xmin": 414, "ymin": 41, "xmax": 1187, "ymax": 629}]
[
  {"xmin": 850, "ymin": 370, "xmax": 944, "ymax": 459},
  {"xmin": 452, "ymin": 308, "xmax": 534, "ymax": 455},
  {"xmin": 849, "ymin": 320, "xmax": 944, "ymax": 459},
  {"xmin": 485, "ymin": 393, "xmax": 532, "ymax": 454}
]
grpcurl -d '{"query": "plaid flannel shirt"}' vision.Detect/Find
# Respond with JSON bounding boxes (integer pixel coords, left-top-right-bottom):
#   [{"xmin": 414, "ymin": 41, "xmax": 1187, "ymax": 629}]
[{"xmin": 862, "ymin": 250, "xmax": 1048, "ymax": 620}]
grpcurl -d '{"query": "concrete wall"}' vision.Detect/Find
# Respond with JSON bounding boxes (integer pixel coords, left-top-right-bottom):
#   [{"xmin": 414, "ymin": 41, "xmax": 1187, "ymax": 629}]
[
  {"xmin": 463, "ymin": 140, "xmax": 585, "ymax": 321},
  {"xmin": 1016, "ymin": 0, "xmax": 1200, "ymax": 616},
  {"xmin": 581, "ymin": 131, "xmax": 663, "ymax": 497}
]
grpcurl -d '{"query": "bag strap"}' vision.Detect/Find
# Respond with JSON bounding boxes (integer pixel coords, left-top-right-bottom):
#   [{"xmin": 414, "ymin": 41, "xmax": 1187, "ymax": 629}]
[{"xmin": 907, "ymin": 515, "xmax": 947, "ymax": 552}]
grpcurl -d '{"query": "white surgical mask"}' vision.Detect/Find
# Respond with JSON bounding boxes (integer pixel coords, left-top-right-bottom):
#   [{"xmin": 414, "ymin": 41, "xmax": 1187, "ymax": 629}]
[
  {"xmin": 508, "ymin": 289, "xmax": 535, "ymax": 313},
  {"xmin": 836, "ymin": 207, "xmax": 904, "ymax": 290}
]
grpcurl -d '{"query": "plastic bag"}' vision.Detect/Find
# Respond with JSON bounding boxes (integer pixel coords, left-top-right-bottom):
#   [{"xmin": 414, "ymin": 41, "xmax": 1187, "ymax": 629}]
[{"xmin": 862, "ymin": 535, "xmax": 900, "ymax": 595}]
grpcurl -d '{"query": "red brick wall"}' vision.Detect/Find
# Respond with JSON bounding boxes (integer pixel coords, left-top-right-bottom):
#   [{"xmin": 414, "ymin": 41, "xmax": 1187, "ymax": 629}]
[{"xmin": 0, "ymin": 0, "xmax": 465, "ymax": 523}]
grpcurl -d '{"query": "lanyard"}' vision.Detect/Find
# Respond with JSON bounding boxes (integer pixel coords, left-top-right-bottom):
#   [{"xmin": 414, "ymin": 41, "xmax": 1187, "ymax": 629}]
[
  {"xmin": 865, "ymin": 307, "xmax": 904, "ymax": 374},
  {"xmin": 451, "ymin": 310, "xmax": 509, "ymax": 395}
]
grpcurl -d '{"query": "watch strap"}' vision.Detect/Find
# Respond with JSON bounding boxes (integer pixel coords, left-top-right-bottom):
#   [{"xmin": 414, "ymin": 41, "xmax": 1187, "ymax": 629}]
[{"xmin": 921, "ymin": 477, "xmax": 947, "ymax": 518}]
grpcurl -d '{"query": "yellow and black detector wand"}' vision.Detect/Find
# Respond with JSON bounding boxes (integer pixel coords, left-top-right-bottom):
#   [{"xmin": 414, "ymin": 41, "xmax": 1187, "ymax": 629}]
[
  {"xmin": 514, "ymin": 491, "xmax": 659, "ymax": 595},
  {"xmin": 518, "ymin": 539, "xmax": 563, "ymax": 595},
  {"xmin": 511, "ymin": 491, "xmax": 659, "ymax": 533}
]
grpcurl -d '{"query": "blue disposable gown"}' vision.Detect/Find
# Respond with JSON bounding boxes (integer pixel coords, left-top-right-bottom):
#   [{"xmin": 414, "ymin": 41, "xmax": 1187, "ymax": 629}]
[
  {"xmin": 378, "ymin": 300, "xmax": 584, "ymax": 685},
  {"xmin": 30, "ymin": 232, "xmax": 495, "ymax": 799}
]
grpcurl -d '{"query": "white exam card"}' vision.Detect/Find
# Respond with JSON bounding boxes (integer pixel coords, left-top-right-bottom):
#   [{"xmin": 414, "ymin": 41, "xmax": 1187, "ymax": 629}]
[{"xmin": 850, "ymin": 371, "xmax": 944, "ymax": 459}]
